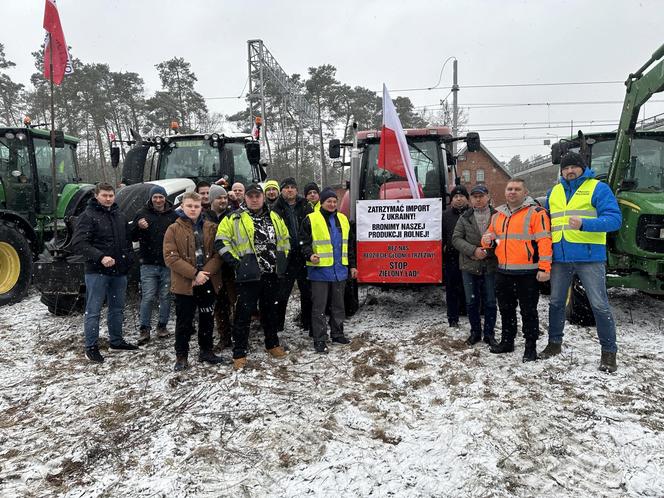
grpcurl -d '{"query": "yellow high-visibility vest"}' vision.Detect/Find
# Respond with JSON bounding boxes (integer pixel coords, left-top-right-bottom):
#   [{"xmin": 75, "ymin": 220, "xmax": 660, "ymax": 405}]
[
  {"xmin": 549, "ymin": 178, "xmax": 605, "ymax": 245},
  {"xmin": 217, "ymin": 210, "xmax": 290, "ymax": 259},
  {"xmin": 306, "ymin": 211, "xmax": 349, "ymax": 267}
]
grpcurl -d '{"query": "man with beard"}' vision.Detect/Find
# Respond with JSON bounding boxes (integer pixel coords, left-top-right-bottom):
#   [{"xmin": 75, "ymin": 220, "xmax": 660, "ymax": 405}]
[
  {"xmin": 132, "ymin": 185, "xmax": 178, "ymax": 345},
  {"xmin": 271, "ymin": 177, "xmax": 312, "ymax": 335}
]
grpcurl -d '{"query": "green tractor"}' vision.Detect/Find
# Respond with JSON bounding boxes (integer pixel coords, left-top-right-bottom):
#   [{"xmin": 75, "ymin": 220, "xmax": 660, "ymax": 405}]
[
  {"xmin": 0, "ymin": 126, "xmax": 93, "ymax": 308},
  {"xmin": 552, "ymin": 44, "xmax": 664, "ymax": 324},
  {"xmin": 33, "ymin": 127, "xmax": 264, "ymax": 315}
]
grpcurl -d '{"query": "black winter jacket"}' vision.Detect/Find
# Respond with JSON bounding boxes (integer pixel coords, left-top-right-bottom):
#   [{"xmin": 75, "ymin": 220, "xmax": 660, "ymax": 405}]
[
  {"xmin": 70, "ymin": 198, "xmax": 134, "ymax": 275},
  {"xmin": 442, "ymin": 205, "xmax": 467, "ymax": 265},
  {"xmin": 270, "ymin": 194, "xmax": 309, "ymax": 272},
  {"xmin": 131, "ymin": 199, "xmax": 178, "ymax": 266}
]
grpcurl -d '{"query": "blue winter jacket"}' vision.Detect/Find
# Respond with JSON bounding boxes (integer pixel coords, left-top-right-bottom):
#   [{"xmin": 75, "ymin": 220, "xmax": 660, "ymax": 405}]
[{"xmin": 544, "ymin": 168, "xmax": 622, "ymax": 263}]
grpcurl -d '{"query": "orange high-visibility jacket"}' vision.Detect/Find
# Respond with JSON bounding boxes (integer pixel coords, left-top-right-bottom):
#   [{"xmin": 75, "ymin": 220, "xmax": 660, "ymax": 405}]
[{"xmin": 482, "ymin": 201, "xmax": 552, "ymax": 273}]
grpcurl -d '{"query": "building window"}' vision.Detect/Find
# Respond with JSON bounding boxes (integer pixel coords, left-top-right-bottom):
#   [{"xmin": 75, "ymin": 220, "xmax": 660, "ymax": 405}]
[
  {"xmin": 476, "ymin": 169, "xmax": 485, "ymax": 182},
  {"xmin": 462, "ymin": 170, "xmax": 471, "ymax": 183}
]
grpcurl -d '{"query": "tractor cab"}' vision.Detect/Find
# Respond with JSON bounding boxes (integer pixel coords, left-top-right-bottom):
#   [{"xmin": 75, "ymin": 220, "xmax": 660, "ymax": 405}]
[
  {"xmin": 553, "ymin": 131, "xmax": 664, "ymax": 192},
  {"xmin": 118, "ymin": 132, "xmax": 263, "ymax": 187},
  {"xmin": 330, "ymin": 127, "xmax": 480, "ymax": 220},
  {"xmin": 0, "ymin": 126, "xmax": 80, "ymax": 224}
]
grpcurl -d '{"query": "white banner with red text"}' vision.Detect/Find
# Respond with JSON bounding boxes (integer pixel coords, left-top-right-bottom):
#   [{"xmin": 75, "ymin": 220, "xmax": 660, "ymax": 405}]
[{"xmin": 356, "ymin": 198, "xmax": 443, "ymax": 283}]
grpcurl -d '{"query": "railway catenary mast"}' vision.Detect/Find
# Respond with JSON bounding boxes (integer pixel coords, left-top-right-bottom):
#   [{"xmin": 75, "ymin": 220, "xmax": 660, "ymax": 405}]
[{"xmin": 247, "ymin": 40, "xmax": 325, "ymax": 184}]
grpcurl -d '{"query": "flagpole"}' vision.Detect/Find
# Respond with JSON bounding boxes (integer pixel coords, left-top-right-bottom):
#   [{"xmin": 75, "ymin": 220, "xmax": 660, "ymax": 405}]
[{"xmin": 48, "ymin": 33, "xmax": 58, "ymax": 243}]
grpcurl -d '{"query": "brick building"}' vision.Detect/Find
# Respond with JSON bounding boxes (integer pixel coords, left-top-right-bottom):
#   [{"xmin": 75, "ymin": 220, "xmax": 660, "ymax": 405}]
[{"xmin": 451, "ymin": 144, "xmax": 512, "ymax": 206}]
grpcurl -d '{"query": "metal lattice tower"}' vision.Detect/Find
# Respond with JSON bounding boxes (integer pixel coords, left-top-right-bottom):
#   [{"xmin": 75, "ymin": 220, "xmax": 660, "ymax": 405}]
[{"xmin": 247, "ymin": 39, "xmax": 322, "ymax": 183}]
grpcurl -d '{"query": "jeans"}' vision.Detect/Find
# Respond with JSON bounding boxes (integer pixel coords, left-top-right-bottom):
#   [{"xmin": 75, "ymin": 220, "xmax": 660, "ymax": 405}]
[
  {"xmin": 311, "ymin": 280, "xmax": 346, "ymax": 342},
  {"xmin": 495, "ymin": 272, "xmax": 540, "ymax": 343},
  {"xmin": 84, "ymin": 273, "xmax": 127, "ymax": 348},
  {"xmin": 462, "ymin": 271, "xmax": 497, "ymax": 339},
  {"xmin": 174, "ymin": 281, "xmax": 216, "ymax": 355},
  {"xmin": 444, "ymin": 258, "xmax": 466, "ymax": 324},
  {"xmin": 139, "ymin": 265, "xmax": 172, "ymax": 330},
  {"xmin": 548, "ymin": 262, "xmax": 617, "ymax": 353},
  {"xmin": 232, "ymin": 274, "xmax": 281, "ymax": 359}
]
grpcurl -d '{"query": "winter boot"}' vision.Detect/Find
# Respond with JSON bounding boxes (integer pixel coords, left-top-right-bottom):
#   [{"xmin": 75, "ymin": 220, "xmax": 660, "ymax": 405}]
[
  {"xmin": 137, "ymin": 327, "xmax": 151, "ymax": 346},
  {"xmin": 483, "ymin": 335, "xmax": 498, "ymax": 348},
  {"xmin": 85, "ymin": 345, "xmax": 104, "ymax": 363},
  {"xmin": 538, "ymin": 342, "xmax": 562, "ymax": 359},
  {"xmin": 174, "ymin": 354, "xmax": 189, "ymax": 372},
  {"xmin": 198, "ymin": 350, "xmax": 224, "ymax": 364},
  {"xmin": 599, "ymin": 351, "xmax": 617, "ymax": 373},
  {"xmin": 233, "ymin": 357, "xmax": 247, "ymax": 370},
  {"xmin": 109, "ymin": 340, "xmax": 139, "ymax": 352},
  {"xmin": 465, "ymin": 333, "xmax": 482, "ymax": 346},
  {"xmin": 522, "ymin": 341, "xmax": 538, "ymax": 363},
  {"xmin": 157, "ymin": 324, "xmax": 169, "ymax": 339},
  {"xmin": 331, "ymin": 335, "xmax": 350, "ymax": 345},
  {"xmin": 490, "ymin": 339, "xmax": 515, "ymax": 354},
  {"xmin": 314, "ymin": 341, "xmax": 329, "ymax": 354},
  {"xmin": 267, "ymin": 346, "xmax": 288, "ymax": 359}
]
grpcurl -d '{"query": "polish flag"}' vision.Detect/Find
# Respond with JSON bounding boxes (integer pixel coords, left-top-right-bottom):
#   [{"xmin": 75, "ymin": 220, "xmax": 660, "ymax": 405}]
[
  {"xmin": 377, "ymin": 84, "xmax": 420, "ymax": 199},
  {"xmin": 43, "ymin": 0, "xmax": 72, "ymax": 85}
]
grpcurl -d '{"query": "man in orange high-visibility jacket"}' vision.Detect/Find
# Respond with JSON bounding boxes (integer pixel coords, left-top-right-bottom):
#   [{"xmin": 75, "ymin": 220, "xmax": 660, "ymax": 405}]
[{"xmin": 481, "ymin": 179, "xmax": 552, "ymax": 362}]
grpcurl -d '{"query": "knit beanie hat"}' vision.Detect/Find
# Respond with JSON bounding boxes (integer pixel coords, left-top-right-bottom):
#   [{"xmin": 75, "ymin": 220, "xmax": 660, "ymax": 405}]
[
  {"xmin": 560, "ymin": 151, "xmax": 586, "ymax": 172},
  {"xmin": 303, "ymin": 182, "xmax": 320, "ymax": 196},
  {"xmin": 208, "ymin": 184, "xmax": 228, "ymax": 204},
  {"xmin": 280, "ymin": 177, "xmax": 298, "ymax": 190},
  {"xmin": 264, "ymin": 179, "xmax": 280, "ymax": 192},
  {"xmin": 450, "ymin": 185, "xmax": 469, "ymax": 199},
  {"xmin": 319, "ymin": 187, "xmax": 337, "ymax": 204},
  {"xmin": 149, "ymin": 185, "xmax": 167, "ymax": 198}
]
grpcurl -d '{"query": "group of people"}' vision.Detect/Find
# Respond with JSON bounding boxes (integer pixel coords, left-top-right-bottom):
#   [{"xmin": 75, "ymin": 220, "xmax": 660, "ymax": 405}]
[
  {"xmin": 71, "ymin": 176, "xmax": 356, "ymax": 371},
  {"xmin": 71, "ymin": 151, "xmax": 621, "ymax": 374},
  {"xmin": 442, "ymin": 151, "xmax": 622, "ymax": 371}
]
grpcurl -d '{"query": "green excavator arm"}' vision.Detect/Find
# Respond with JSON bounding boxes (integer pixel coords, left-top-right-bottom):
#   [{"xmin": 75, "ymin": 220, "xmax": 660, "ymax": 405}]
[{"xmin": 608, "ymin": 43, "xmax": 664, "ymax": 189}]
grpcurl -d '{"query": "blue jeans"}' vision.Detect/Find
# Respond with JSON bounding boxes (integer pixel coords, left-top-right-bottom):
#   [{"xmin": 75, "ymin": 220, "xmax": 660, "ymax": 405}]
[
  {"xmin": 84, "ymin": 273, "xmax": 127, "ymax": 348},
  {"xmin": 548, "ymin": 262, "xmax": 617, "ymax": 353},
  {"xmin": 139, "ymin": 265, "xmax": 172, "ymax": 329},
  {"xmin": 462, "ymin": 271, "xmax": 497, "ymax": 339}
]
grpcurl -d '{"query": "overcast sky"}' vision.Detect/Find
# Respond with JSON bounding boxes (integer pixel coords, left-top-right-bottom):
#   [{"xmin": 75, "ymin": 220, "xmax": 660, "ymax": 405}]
[{"xmin": 3, "ymin": 0, "xmax": 664, "ymax": 162}]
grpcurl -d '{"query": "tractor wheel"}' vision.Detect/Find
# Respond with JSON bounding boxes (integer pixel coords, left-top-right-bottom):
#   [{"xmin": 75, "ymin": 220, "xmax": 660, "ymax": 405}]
[
  {"xmin": 0, "ymin": 222, "xmax": 33, "ymax": 307},
  {"xmin": 40, "ymin": 292, "xmax": 84, "ymax": 316},
  {"xmin": 565, "ymin": 276, "xmax": 596, "ymax": 326}
]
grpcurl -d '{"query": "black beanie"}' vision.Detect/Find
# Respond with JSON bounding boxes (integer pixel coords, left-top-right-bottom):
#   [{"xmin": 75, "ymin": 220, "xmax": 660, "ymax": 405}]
[
  {"xmin": 450, "ymin": 185, "xmax": 469, "ymax": 199},
  {"xmin": 560, "ymin": 152, "xmax": 586, "ymax": 172},
  {"xmin": 319, "ymin": 187, "xmax": 337, "ymax": 204},
  {"xmin": 280, "ymin": 177, "xmax": 298, "ymax": 190},
  {"xmin": 304, "ymin": 182, "xmax": 320, "ymax": 195}
]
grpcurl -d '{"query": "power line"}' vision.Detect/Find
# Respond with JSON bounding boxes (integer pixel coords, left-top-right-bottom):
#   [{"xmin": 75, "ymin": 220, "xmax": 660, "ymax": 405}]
[
  {"xmin": 466, "ymin": 119, "xmax": 616, "ymax": 128},
  {"xmin": 202, "ymin": 80, "xmax": 628, "ymax": 101},
  {"xmin": 417, "ymin": 99, "xmax": 664, "ymax": 110},
  {"xmin": 467, "ymin": 122, "xmax": 619, "ymax": 133},
  {"xmin": 391, "ymin": 80, "xmax": 623, "ymax": 93}
]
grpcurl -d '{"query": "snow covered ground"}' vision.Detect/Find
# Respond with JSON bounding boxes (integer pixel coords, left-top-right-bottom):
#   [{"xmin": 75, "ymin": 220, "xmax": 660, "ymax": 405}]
[{"xmin": 1, "ymin": 285, "xmax": 663, "ymax": 497}]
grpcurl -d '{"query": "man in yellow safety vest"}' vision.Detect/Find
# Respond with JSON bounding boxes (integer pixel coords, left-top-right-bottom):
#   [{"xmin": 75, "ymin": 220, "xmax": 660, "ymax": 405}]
[
  {"xmin": 300, "ymin": 187, "xmax": 357, "ymax": 354},
  {"xmin": 539, "ymin": 152, "xmax": 622, "ymax": 372}
]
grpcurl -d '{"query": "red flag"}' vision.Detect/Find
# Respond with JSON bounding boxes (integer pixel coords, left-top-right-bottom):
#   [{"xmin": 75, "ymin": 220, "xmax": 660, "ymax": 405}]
[
  {"xmin": 377, "ymin": 84, "xmax": 420, "ymax": 198},
  {"xmin": 43, "ymin": 0, "xmax": 71, "ymax": 85}
]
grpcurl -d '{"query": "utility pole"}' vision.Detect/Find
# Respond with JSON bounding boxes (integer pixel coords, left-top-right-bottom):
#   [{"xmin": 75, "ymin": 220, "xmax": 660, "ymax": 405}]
[{"xmin": 452, "ymin": 59, "xmax": 459, "ymax": 154}]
